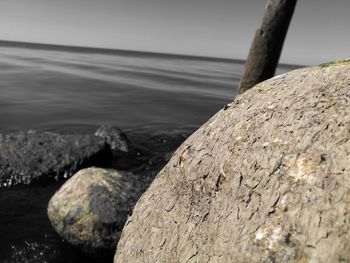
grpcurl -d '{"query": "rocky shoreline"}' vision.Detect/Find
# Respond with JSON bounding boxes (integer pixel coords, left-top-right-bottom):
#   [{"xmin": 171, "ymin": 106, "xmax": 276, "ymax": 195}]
[
  {"xmin": 4, "ymin": 61, "xmax": 350, "ymax": 262},
  {"xmin": 1, "ymin": 124, "xmax": 191, "ymax": 262}
]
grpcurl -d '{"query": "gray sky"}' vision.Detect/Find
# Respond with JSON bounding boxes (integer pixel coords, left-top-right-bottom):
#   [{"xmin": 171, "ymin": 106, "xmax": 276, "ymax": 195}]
[{"xmin": 0, "ymin": 0, "xmax": 349, "ymax": 65}]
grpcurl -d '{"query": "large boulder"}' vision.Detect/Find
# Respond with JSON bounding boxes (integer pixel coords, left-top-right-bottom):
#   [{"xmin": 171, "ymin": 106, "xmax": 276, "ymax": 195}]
[
  {"xmin": 0, "ymin": 125, "xmax": 128, "ymax": 187},
  {"xmin": 115, "ymin": 60, "xmax": 350, "ymax": 262},
  {"xmin": 47, "ymin": 167, "xmax": 145, "ymax": 259}
]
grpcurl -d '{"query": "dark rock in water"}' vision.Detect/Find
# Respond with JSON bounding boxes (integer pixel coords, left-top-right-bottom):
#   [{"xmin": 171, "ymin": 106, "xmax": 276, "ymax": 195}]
[
  {"xmin": 95, "ymin": 125, "xmax": 129, "ymax": 153},
  {"xmin": 47, "ymin": 167, "xmax": 145, "ymax": 259},
  {"xmin": 0, "ymin": 126, "xmax": 128, "ymax": 187}
]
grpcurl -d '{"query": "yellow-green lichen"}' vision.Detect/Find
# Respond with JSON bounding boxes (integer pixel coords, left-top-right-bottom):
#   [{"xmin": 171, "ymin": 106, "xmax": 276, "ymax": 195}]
[
  {"xmin": 0, "ymin": 141, "xmax": 14, "ymax": 152},
  {"xmin": 319, "ymin": 59, "xmax": 350, "ymax": 68},
  {"xmin": 71, "ymin": 213, "xmax": 100, "ymax": 241},
  {"xmin": 0, "ymin": 141, "xmax": 8, "ymax": 150}
]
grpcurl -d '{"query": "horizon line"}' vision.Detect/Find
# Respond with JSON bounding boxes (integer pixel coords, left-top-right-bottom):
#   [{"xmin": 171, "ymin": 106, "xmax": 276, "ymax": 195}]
[{"xmin": 0, "ymin": 39, "xmax": 304, "ymax": 68}]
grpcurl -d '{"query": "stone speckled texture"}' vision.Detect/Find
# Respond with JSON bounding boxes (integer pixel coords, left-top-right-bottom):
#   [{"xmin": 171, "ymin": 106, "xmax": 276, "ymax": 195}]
[
  {"xmin": 48, "ymin": 167, "xmax": 144, "ymax": 258},
  {"xmin": 115, "ymin": 60, "xmax": 350, "ymax": 262}
]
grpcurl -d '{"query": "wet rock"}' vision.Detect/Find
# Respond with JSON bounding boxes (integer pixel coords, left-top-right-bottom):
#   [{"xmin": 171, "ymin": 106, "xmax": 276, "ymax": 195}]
[
  {"xmin": 47, "ymin": 167, "xmax": 144, "ymax": 258},
  {"xmin": 115, "ymin": 60, "xmax": 350, "ymax": 262},
  {"xmin": 0, "ymin": 126, "xmax": 128, "ymax": 187},
  {"xmin": 95, "ymin": 124, "xmax": 128, "ymax": 152}
]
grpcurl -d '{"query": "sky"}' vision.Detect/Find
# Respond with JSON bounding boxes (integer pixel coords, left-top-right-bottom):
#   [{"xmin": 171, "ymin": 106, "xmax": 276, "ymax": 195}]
[{"xmin": 0, "ymin": 0, "xmax": 349, "ymax": 65}]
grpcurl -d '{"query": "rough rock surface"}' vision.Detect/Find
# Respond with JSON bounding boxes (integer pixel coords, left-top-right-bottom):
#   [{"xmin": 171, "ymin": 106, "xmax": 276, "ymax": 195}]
[
  {"xmin": 48, "ymin": 167, "xmax": 144, "ymax": 258},
  {"xmin": 115, "ymin": 60, "xmax": 350, "ymax": 262},
  {"xmin": 95, "ymin": 124, "xmax": 128, "ymax": 153},
  {"xmin": 0, "ymin": 125, "xmax": 128, "ymax": 187}
]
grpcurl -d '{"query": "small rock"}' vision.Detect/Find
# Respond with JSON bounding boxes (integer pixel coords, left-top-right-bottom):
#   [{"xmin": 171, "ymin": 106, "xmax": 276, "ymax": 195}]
[
  {"xmin": 47, "ymin": 167, "xmax": 143, "ymax": 258},
  {"xmin": 95, "ymin": 124, "xmax": 128, "ymax": 152}
]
